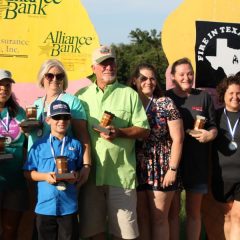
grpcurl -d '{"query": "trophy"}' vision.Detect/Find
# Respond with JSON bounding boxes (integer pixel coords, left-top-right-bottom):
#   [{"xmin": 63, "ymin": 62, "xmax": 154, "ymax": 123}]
[
  {"xmin": 92, "ymin": 111, "xmax": 115, "ymax": 135},
  {"xmin": 20, "ymin": 105, "xmax": 42, "ymax": 129},
  {"xmin": 26, "ymin": 105, "xmax": 37, "ymax": 120},
  {"xmin": 187, "ymin": 115, "xmax": 206, "ymax": 135},
  {"xmin": 0, "ymin": 136, "xmax": 13, "ymax": 161},
  {"xmin": 55, "ymin": 156, "xmax": 76, "ymax": 181}
]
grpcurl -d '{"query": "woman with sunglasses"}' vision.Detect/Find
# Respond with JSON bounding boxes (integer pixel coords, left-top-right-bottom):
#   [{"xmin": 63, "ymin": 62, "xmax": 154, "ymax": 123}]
[
  {"xmin": 128, "ymin": 63, "xmax": 184, "ymax": 240},
  {"xmin": 0, "ymin": 70, "xmax": 28, "ymax": 239},
  {"xmin": 27, "ymin": 59, "xmax": 91, "ymax": 184}
]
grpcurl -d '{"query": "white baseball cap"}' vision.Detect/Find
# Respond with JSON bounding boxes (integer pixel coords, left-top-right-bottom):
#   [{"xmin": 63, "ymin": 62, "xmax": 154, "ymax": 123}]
[
  {"xmin": 0, "ymin": 70, "xmax": 15, "ymax": 83},
  {"xmin": 92, "ymin": 45, "xmax": 116, "ymax": 65}
]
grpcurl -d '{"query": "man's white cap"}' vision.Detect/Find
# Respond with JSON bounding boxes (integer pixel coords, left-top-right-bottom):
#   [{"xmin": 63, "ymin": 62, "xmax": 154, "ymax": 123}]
[{"xmin": 92, "ymin": 45, "xmax": 116, "ymax": 65}]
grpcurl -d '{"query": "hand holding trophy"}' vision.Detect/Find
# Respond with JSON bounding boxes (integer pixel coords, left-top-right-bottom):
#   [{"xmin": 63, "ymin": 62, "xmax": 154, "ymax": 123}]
[
  {"xmin": 0, "ymin": 136, "xmax": 13, "ymax": 161},
  {"xmin": 186, "ymin": 115, "xmax": 206, "ymax": 135},
  {"xmin": 55, "ymin": 156, "xmax": 76, "ymax": 191},
  {"xmin": 93, "ymin": 111, "xmax": 115, "ymax": 135},
  {"xmin": 20, "ymin": 105, "xmax": 42, "ymax": 133}
]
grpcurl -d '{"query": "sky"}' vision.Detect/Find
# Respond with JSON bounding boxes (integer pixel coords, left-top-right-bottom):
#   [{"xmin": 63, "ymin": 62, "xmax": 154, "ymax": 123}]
[{"xmin": 81, "ymin": 0, "xmax": 183, "ymax": 45}]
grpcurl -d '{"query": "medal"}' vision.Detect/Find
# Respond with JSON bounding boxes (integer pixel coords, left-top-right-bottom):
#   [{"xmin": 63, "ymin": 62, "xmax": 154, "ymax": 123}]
[
  {"xmin": 5, "ymin": 136, "xmax": 12, "ymax": 144},
  {"xmin": 37, "ymin": 129, "xmax": 43, "ymax": 137},
  {"xmin": 56, "ymin": 182, "xmax": 67, "ymax": 191},
  {"xmin": 229, "ymin": 141, "xmax": 238, "ymax": 151},
  {"xmin": 145, "ymin": 96, "xmax": 153, "ymax": 113},
  {"xmin": 224, "ymin": 109, "xmax": 240, "ymax": 152},
  {"xmin": 0, "ymin": 111, "xmax": 10, "ymax": 135}
]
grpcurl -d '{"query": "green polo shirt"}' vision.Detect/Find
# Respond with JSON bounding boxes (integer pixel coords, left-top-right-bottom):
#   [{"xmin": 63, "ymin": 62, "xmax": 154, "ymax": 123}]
[{"xmin": 76, "ymin": 81, "xmax": 149, "ymax": 189}]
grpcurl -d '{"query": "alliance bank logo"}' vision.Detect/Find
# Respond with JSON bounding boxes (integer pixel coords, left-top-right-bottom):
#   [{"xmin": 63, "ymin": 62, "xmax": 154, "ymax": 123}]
[
  {"xmin": 1, "ymin": 0, "xmax": 62, "ymax": 19},
  {"xmin": 195, "ymin": 21, "xmax": 240, "ymax": 88},
  {"xmin": 40, "ymin": 31, "xmax": 94, "ymax": 57}
]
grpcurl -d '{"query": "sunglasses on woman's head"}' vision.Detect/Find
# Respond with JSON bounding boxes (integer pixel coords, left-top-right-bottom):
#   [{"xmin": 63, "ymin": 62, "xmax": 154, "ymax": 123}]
[
  {"xmin": 51, "ymin": 115, "xmax": 71, "ymax": 121},
  {"xmin": 44, "ymin": 73, "xmax": 65, "ymax": 81}
]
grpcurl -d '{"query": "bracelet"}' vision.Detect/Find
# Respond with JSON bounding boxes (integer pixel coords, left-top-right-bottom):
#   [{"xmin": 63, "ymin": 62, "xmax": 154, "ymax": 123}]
[
  {"xmin": 169, "ymin": 166, "xmax": 177, "ymax": 172},
  {"xmin": 83, "ymin": 164, "xmax": 91, "ymax": 168}
]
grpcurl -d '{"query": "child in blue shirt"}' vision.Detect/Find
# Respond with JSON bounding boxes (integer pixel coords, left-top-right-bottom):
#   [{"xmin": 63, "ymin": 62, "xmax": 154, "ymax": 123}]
[{"xmin": 24, "ymin": 100, "xmax": 82, "ymax": 240}]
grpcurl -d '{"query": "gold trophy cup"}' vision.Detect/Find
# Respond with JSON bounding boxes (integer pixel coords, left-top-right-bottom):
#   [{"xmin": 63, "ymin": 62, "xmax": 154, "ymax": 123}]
[
  {"xmin": 0, "ymin": 136, "xmax": 13, "ymax": 161},
  {"xmin": 20, "ymin": 105, "xmax": 42, "ymax": 129},
  {"xmin": 26, "ymin": 106, "xmax": 37, "ymax": 120},
  {"xmin": 187, "ymin": 115, "xmax": 206, "ymax": 135},
  {"xmin": 93, "ymin": 111, "xmax": 115, "ymax": 135},
  {"xmin": 55, "ymin": 156, "xmax": 75, "ymax": 181}
]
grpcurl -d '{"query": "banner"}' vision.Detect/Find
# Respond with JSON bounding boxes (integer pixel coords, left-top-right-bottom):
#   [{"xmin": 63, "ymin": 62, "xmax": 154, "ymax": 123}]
[
  {"xmin": 195, "ymin": 21, "xmax": 240, "ymax": 88},
  {"xmin": 162, "ymin": 0, "xmax": 240, "ymax": 89},
  {"xmin": 0, "ymin": 0, "xmax": 99, "ymax": 105}
]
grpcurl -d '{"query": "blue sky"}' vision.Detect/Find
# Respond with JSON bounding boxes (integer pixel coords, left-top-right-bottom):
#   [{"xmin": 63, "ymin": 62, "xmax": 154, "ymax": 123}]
[{"xmin": 81, "ymin": 0, "xmax": 183, "ymax": 45}]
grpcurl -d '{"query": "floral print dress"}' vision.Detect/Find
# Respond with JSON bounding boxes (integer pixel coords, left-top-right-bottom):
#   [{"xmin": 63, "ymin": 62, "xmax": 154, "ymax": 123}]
[{"xmin": 136, "ymin": 97, "xmax": 181, "ymax": 191}]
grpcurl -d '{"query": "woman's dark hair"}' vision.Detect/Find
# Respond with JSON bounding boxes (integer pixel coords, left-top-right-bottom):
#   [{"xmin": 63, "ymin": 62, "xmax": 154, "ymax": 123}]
[
  {"xmin": 128, "ymin": 63, "xmax": 162, "ymax": 97},
  {"xmin": 170, "ymin": 57, "xmax": 194, "ymax": 75},
  {"xmin": 5, "ymin": 93, "xmax": 19, "ymax": 118},
  {"xmin": 216, "ymin": 75, "xmax": 240, "ymax": 104},
  {"xmin": 235, "ymin": 71, "xmax": 240, "ymax": 77}
]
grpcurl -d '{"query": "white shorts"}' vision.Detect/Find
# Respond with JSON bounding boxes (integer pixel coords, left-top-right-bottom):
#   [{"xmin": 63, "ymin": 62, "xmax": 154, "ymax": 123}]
[{"xmin": 78, "ymin": 182, "xmax": 139, "ymax": 239}]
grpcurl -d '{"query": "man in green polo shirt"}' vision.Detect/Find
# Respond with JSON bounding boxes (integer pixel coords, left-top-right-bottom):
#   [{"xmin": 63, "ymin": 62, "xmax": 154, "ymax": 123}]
[{"xmin": 76, "ymin": 45, "xmax": 149, "ymax": 240}]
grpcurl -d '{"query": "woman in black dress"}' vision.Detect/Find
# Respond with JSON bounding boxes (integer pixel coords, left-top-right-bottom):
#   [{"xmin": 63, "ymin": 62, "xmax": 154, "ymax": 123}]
[
  {"xmin": 166, "ymin": 58, "xmax": 217, "ymax": 240},
  {"xmin": 212, "ymin": 74, "xmax": 240, "ymax": 240}
]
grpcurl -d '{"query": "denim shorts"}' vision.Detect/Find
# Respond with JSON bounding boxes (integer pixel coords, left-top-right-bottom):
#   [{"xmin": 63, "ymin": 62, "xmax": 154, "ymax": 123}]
[{"xmin": 184, "ymin": 184, "xmax": 208, "ymax": 194}]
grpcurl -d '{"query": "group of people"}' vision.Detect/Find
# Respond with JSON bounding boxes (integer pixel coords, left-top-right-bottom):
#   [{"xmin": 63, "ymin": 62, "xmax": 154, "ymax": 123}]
[{"xmin": 0, "ymin": 45, "xmax": 240, "ymax": 240}]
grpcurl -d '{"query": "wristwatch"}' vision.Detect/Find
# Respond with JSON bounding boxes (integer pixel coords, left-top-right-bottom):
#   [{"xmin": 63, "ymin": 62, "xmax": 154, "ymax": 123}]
[{"xmin": 169, "ymin": 166, "xmax": 177, "ymax": 172}]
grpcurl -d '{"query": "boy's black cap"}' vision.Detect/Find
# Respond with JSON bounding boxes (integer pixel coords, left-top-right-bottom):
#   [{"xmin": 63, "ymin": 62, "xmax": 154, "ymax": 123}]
[{"xmin": 47, "ymin": 100, "xmax": 71, "ymax": 117}]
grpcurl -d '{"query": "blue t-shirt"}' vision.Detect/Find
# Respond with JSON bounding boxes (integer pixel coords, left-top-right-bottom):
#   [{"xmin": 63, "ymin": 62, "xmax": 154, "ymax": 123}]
[
  {"xmin": 27, "ymin": 92, "xmax": 86, "ymax": 151},
  {"xmin": 24, "ymin": 134, "xmax": 83, "ymax": 216}
]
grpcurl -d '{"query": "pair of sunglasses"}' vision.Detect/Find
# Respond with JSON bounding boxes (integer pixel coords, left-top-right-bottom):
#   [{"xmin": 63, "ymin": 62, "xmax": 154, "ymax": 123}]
[
  {"xmin": 139, "ymin": 74, "xmax": 156, "ymax": 82},
  {"xmin": 44, "ymin": 73, "xmax": 65, "ymax": 81},
  {"xmin": 51, "ymin": 115, "xmax": 71, "ymax": 121}
]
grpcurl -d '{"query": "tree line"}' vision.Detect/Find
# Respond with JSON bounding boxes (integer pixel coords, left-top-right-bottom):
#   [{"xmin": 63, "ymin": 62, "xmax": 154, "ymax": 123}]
[{"xmin": 89, "ymin": 29, "xmax": 168, "ymax": 88}]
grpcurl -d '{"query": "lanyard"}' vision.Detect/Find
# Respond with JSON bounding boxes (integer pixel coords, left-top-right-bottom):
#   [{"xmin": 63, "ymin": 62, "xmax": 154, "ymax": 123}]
[
  {"xmin": 0, "ymin": 109, "xmax": 10, "ymax": 132},
  {"xmin": 40, "ymin": 92, "xmax": 64, "ymax": 123},
  {"xmin": 224, "ymin": 108, "xmax": 240, "ymax": 141},
  {"xmin": 145, "ymin": 96, "xmax": 153, "ymax": 113},
  {"xmin": 49, "ymin": 134, "xmax": 66, "ymax": 164}
]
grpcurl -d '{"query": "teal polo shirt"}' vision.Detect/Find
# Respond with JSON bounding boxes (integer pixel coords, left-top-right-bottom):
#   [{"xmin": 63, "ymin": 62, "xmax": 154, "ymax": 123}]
[
  {"xmin": 76, "ymin": 81, "xmax": 149, "ymax": 189},
  {"xmin": 27, "ymin": 92, "xmax": 86, "ymax": 151},
  {"xmin": 0, "ymin": 107, "xmax": 27, "ymax": 191}
]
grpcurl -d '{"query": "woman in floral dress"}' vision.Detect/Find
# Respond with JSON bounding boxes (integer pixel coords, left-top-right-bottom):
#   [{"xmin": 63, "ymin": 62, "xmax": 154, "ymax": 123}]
[{"xmin": 128, "ymin": 63, "xmax": 184, "ymax": 240}]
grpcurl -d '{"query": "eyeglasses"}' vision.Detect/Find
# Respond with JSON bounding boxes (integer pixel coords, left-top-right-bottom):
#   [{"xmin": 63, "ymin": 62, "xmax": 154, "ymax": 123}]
[
  {"xmin": 44, "ymin": 73, "xmax": 65, "ymax": 81},
  {"xmin": 139, "ymin": 74, "xmax": 156, "ymax": 82},
  {"xmin": 51, "ymin": 115, "xmax": 71, "ymax": 121}
]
